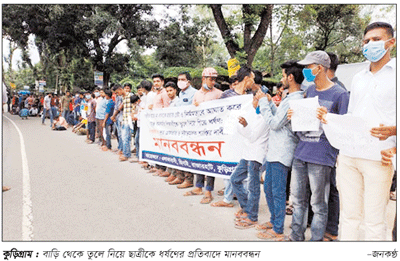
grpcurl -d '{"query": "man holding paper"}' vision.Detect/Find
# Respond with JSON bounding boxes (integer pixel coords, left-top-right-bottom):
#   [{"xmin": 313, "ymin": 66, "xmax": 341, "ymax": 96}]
[
  {"xmin": 288, "ymin": 50, "xmax": 349, "ymax": 241},
  {"xmin": 318, "ymin": 22, "xmax": 396, "ymax": 241}
]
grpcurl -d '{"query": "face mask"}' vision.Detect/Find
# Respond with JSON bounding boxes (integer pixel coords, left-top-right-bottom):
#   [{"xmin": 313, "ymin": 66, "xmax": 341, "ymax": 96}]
[
  {"xmin": 302, "ymin": 67, "xmax": 318, "ymax": 82},
  {"xmin": 203, "ymin": 83, "xmax": 211, "ymax": 91},
  {"xmin": 255, "ymin": 106, "xmax": 261, "ymax": 115},
  {"xmin": 94, "ymin": 92, "xmax": 100, "ymax": 97},
  {"xmin": 177, "ymin": 81, "xmax": 188, "ymax": 90},
  {"xmin": 75, "ymin": 95, "xmax": 79, "ymax": 98},
  {"xmin": 362, "ymin": 39, "xmax": 390, "ymax": 62},
  {"xmin": 85, "ymin": 95, "xmax": 91, "ymax": 99}
]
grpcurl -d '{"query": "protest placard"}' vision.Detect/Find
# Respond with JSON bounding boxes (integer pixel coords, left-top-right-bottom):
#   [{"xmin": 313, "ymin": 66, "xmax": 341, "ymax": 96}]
[
  {"xmin": 289, "ymin": 96, "xmax": 320, "ymax": 132},
  {"xmin": 139, "ymin": 95, "xmax": 254, "ymax": 178}
]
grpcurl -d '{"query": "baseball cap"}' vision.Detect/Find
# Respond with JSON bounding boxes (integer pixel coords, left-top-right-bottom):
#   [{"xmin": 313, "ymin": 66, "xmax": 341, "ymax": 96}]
[
  {"xmin": 202, "ymin": 67, "xmax": 218, "ymax": 77},
  {"xmin": 298, "ymin": 50, "xmax": 331, "ymax": 68}
]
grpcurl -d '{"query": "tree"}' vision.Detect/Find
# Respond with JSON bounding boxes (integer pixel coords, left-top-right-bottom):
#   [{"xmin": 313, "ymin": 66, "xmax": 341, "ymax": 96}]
[{"xmin": 210, "ymin": 4, "xmax": 273, "ymax": 67}]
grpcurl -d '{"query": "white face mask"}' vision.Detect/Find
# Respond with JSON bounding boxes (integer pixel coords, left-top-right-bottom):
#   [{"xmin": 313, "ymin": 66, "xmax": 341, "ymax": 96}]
[{"xmin": 177, "ymin": 81, "xmax": 188, "ymax": 90}]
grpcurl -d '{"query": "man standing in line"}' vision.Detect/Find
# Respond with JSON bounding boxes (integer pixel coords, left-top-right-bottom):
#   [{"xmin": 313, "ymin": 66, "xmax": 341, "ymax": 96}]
[
  {"xmin": 148, "ymin": 74, "xmax": 171, "ymax": 175},
  {"xmin": 130, "ymin": 80, "xmax": 152, "ymax": 163},
  {"xmin": 319, "ymin": 22, "xmax": 396, "ymax": 241},
  {"xmin": 42, "ymin": 93, "xmax": 53, "ymax": 126},
  {"xmin": 183, "ymin": 67, "xmax": 222, "ymax": 204},
  {"xmin": 255, "ymin": 60, "xmax": 305, "ymax": 240},
  {"xmin": 289, "ymin": 51, "xmax": 349, "ymax": 241},
  {"xmin": 95, "ymin": 89, "xmax": 107, "ymax": 146},
  {"xmin": 110, "ymin": 85, "xmax": 125, "ymax": 156},
  {"xmin": 60, "ymin": 91, "xmax": 72, "ymax": 120},
  {"xmin": 211, "ymin": 66, "xmax": 252, "ymax": 208},
  {"xmin": 119, "ymin": 84, "xmax": 134, "ymax": 161},
  {"xmin": 86, "ymin": 91, "xmax": 97, "ymax": 144},
  {"xmin": 164, "ymin": 72, "xmax": 197, "ymax": 188}
]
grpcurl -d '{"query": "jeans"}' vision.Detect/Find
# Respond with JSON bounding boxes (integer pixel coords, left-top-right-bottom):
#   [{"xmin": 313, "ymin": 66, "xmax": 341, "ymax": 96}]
[
  {"xmin": 42, "ymin": 108, "xmax": 53, "ymax": 126},
  {"xmin": 231, "ymin": 159, "xmax": 262, "ymax": 222},
  {"xmin": 62, "ymin": 109, "xmax": 70, "ymax": 120},
  {"xmin": 115, "ymin": 119, "xmax": 123, "ymax": 151},
  {"xmin": 264, "ymin": 161, "xmax": 289, "ymax": 234},
  {"xmin": 121, "ymin": 123, "xmax": 132, "ymax": 158},
  {"xmin": 290, "ymin": 159, "xmax": 331, "ymax": 241},
  {"xmin": 105, "ymin": 123, "xmax": 113, "ymax": 149},
  {"xmin": 326, "ymin": 167, "xmax": 340, "ymax": 236},
  {"xmin": 224, "ymin": 177, "xmax": 249, "ymax": 204},
  {"xmin": 51, "ymin": 106, "xmax": 59, "ymax": 118},
  {"xmin": 135, "ymin": 127, "xmax": 140, "ymax": 158},
  {"xmin": 88, "ymin": 121, "xmax": 96, "ymax": 142},
  {"xmin": 195, "ymin": 174, "xmax": 215, "ymax": 192}
]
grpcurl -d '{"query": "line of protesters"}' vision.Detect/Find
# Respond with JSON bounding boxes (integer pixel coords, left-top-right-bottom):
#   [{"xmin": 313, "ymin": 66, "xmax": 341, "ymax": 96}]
[{"xmin": 36, "ymin": 22, "xmax": 396, "ymax": 242}]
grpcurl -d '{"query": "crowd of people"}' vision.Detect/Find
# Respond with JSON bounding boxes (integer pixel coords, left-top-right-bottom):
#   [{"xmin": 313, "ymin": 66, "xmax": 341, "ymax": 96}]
[{"xmin": 4, "ymin": 21, "xmax": 396, "ymax": 241}]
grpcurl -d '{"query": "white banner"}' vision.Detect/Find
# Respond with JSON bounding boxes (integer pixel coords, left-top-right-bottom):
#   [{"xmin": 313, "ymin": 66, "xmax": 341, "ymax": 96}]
[{"xmin": 139, "ymin": 95, "xmax": 254, "ymax": 179}]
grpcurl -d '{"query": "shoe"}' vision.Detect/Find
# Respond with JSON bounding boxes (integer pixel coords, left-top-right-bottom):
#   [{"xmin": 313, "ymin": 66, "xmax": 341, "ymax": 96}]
[
  {"xmin": 169, "ymin": 178, "xmax": 184, "ymax": 185},
  {"xmin": 177, "ymin": 180, "xmax": 193, "ymax": 189},
  {"xmin": 165, "ymin": 175, "xmax": 176, "ymax": 182}
]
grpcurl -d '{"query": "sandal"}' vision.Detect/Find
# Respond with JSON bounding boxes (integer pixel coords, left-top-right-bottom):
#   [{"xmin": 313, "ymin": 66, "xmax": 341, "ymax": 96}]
[
  {"xmin": 256, "ymin": 230, "xmax": 285, "ymax": 241},
  {"xmin": 210, "ymin": 200, "xmax": 234, "ymax": 207},
  {"xmin": 323, "ymin": 232, "xmax": 338, "ymax": 241},
  {"xmin": 200, "ymin": 196, "xmax": 213, "ymax": 204},
  {"xmin": 286, "ymin": 205, "xmax": 293, "ymax": 215},
  {"xmin": 234, "ymin": 218, "xmax": 257, "ymax": 229},
  {"xmin": 217, "ymin": 188, "xmax": 225, "ymax": 196},
  {"xmin": 184, "ymin": 190, "xmax": 203, "ymax": 196},
  {"xmin": 256, "ymin": 221, "xmax": 273, "ymax": 231}
]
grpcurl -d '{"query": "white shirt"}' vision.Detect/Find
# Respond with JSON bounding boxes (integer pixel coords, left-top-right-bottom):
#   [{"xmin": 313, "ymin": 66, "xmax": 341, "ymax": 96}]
[
  {"xmin": 236, "ymin": 110, "xmax": 269, "ymax": 164},
  {"xmin": 341, "ymin": 58, "xmax": 396, "ymax": 160},
  {"xmin": 146, "ymin": 91, "xmax": 156, "ymax": 109},
  {"xmin": 136, "ymin": 93, "xmax": 147, "ymax": 128},
  {"xmin": 44, "ymin": 96, "xmax": 51, "ymax": 109}
]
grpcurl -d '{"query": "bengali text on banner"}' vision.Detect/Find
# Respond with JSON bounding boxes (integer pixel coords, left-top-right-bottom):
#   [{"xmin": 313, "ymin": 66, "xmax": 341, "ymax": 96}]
[{"xmin": 139, "ymin": 95, "xmax": 254, "ymax": 179}]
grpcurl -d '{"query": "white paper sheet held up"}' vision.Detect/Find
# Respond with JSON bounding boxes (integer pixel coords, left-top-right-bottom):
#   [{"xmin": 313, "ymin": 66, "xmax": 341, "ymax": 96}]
[
  {"xmin": 322, "ymin": 113, "xmax": 395, "ymax": 161},
  {"xmin": 289, "ymin": 96, "xmax": 320, "ymax": 132}
]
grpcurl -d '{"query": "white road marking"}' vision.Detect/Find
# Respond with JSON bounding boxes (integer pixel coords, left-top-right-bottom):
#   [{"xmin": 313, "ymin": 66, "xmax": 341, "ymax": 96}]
[{"xmin": 4, "ymin": 115, "xmax": 33, "ymax": 241}]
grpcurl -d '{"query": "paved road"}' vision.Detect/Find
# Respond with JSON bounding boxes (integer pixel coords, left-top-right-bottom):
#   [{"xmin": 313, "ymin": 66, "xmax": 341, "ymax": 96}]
[
  {"xmin": 2, "ymin": 113, "xmax": 272, "ymax": 241},
  {"xmin": 2, "ymin": 112, "xmax": 395, "ymax": 242}
]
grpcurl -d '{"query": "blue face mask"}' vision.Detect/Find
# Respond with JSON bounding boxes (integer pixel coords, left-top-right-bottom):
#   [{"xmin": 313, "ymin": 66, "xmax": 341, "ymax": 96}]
[
  {"xmin": 362, "ymin": 40, "xmax": 390, "ymax": 62},
  {"xmin": 302, "ymin": 67, "xmax": 317, "ymax": 82},
  {"xmin": 255, "ymin": 106, "xmax": 261, "ymax": 115},
  {"xmin": 203, "ymin": 83, "xmax": 211, "ymax": 91}
]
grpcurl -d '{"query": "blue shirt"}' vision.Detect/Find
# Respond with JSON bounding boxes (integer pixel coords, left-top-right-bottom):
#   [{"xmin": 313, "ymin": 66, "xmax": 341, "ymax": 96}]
[
  {"xmin": 294, "ymin": 84, "xmax": 350, "ymax": 167},
  {"xmin": 95, "ymin": 97, "xmax": 107, "ymax": 120},
  {"xmin": 175, "ymin": 85, "xmax": 197, "ymax": 107},
  {"xmin": 105, "ymin": 99, "xmax": 115, "ymax": 125},
  {"xmin": 74, "ymin": 98, "xmax": 82, "ymax": 113},
  {"xmin": 259, "ymin": 90, "xmax": 305, "ymax": 167}
]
